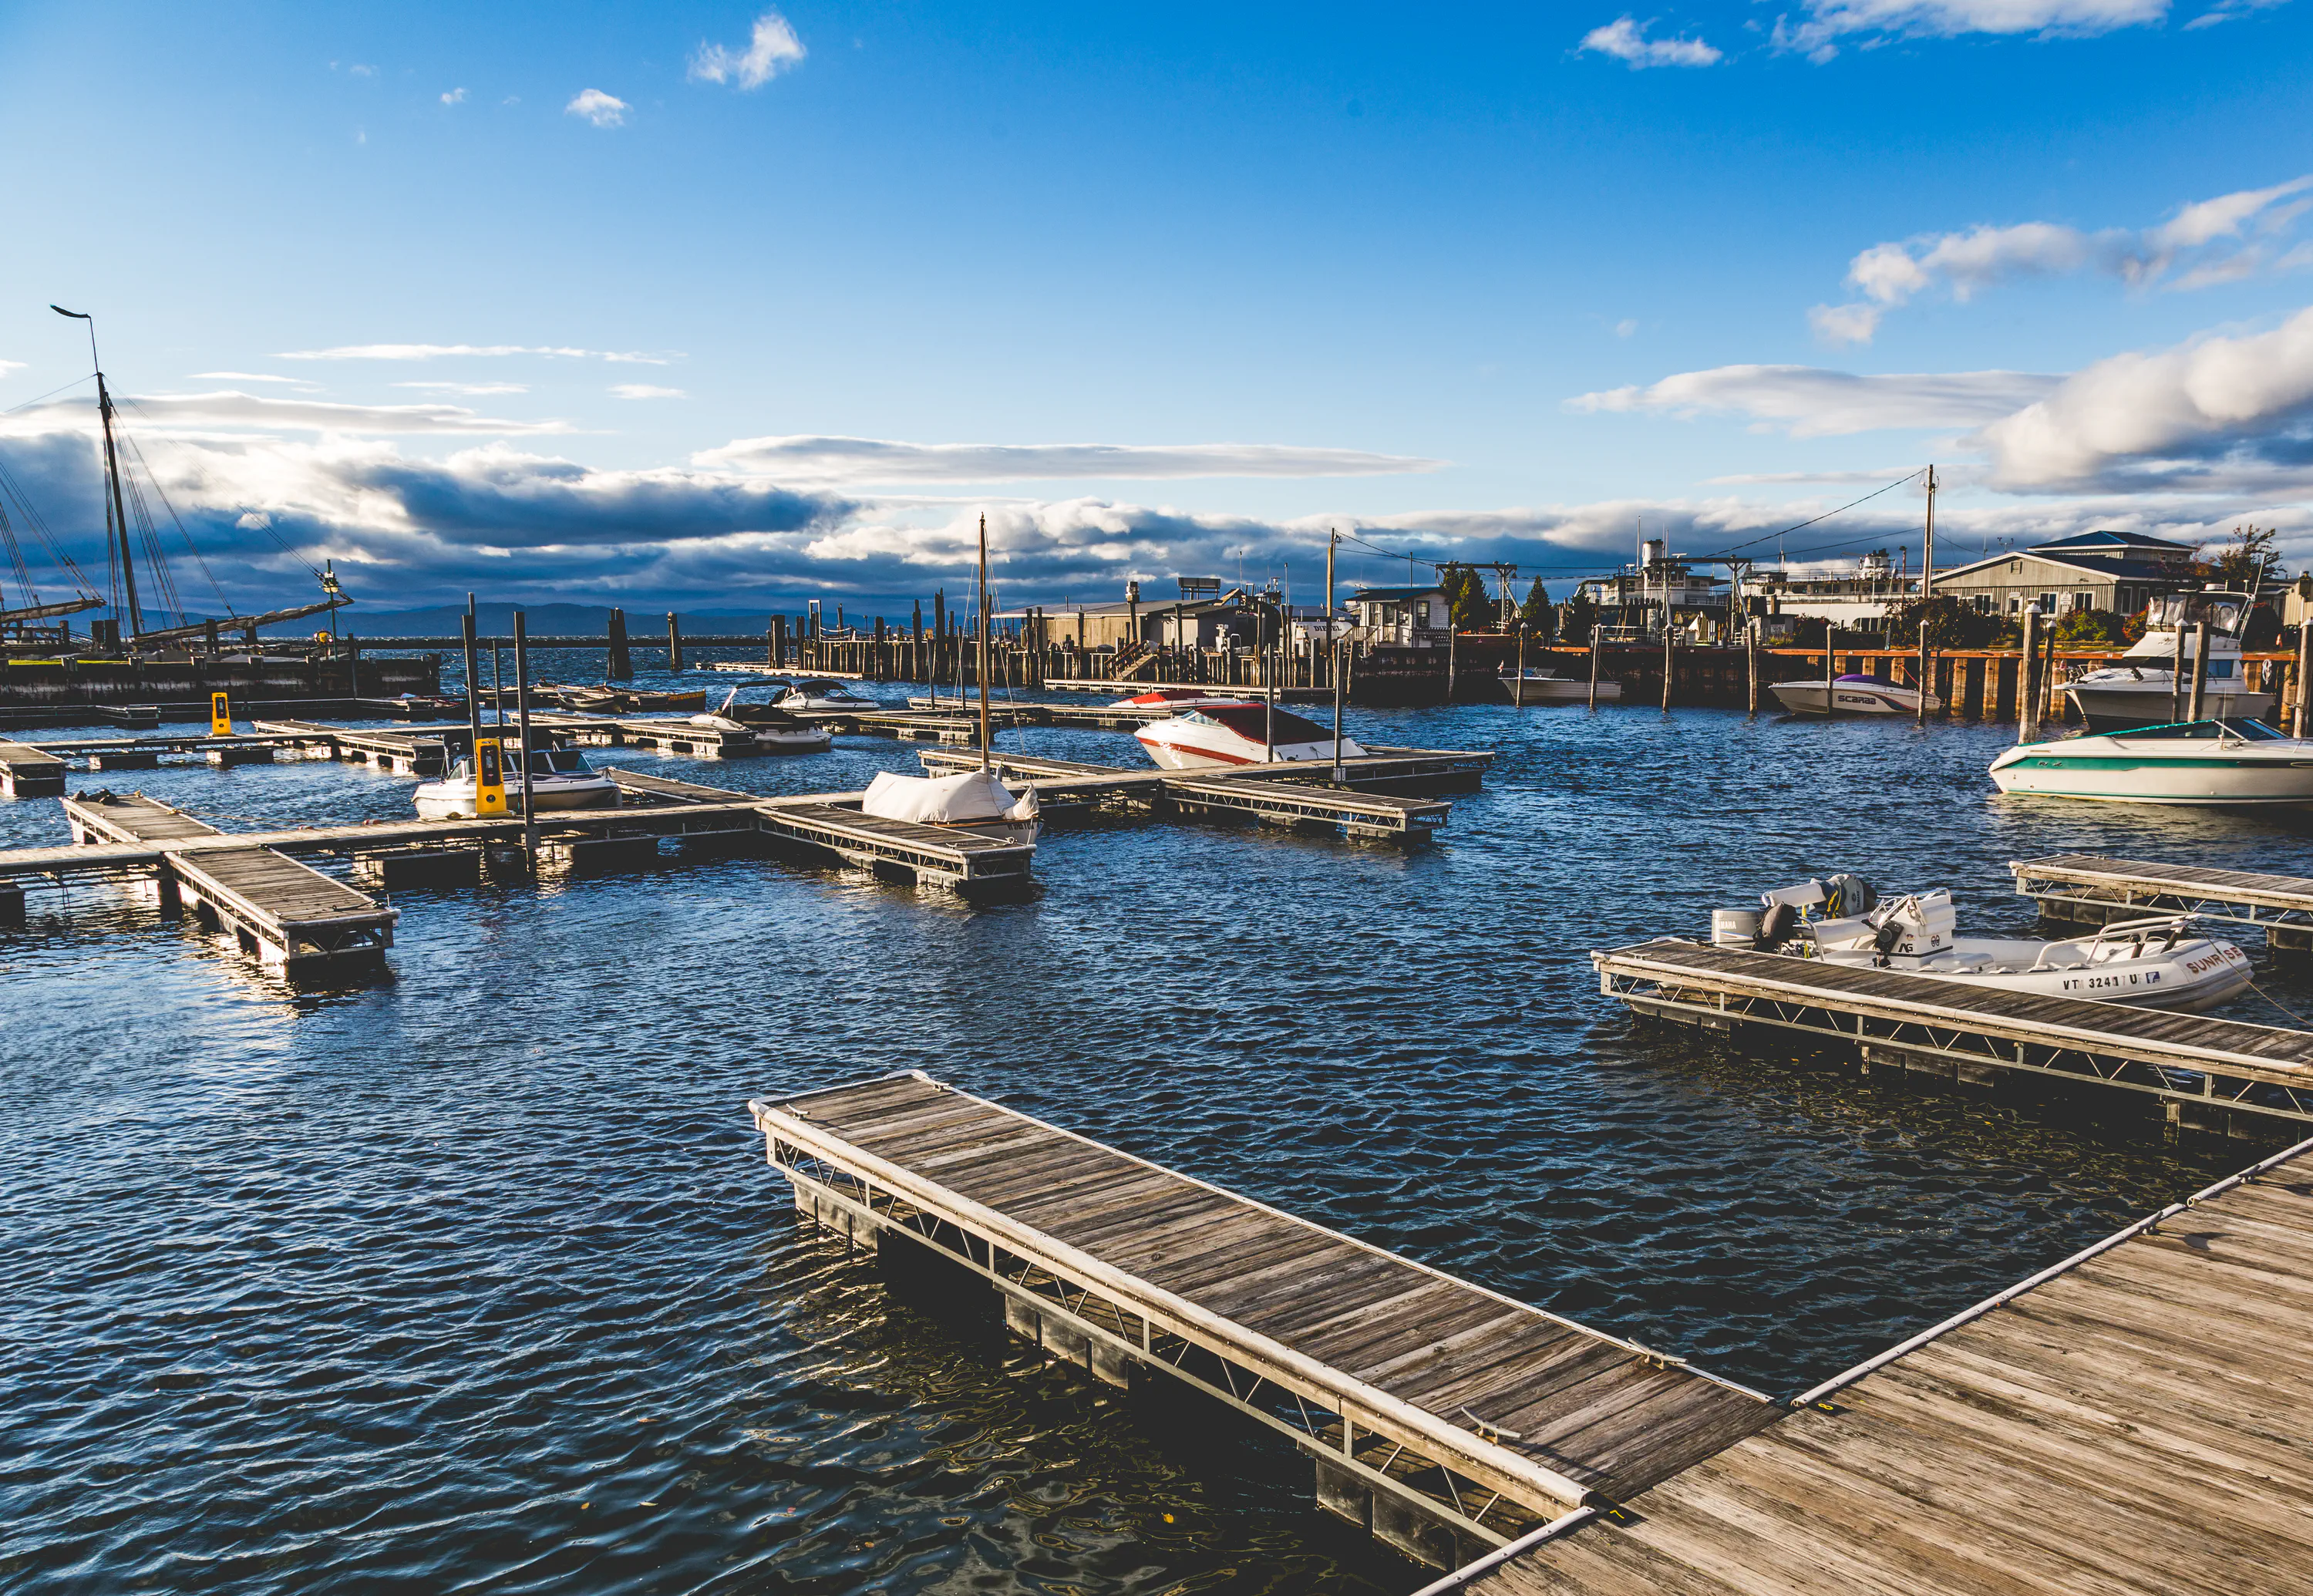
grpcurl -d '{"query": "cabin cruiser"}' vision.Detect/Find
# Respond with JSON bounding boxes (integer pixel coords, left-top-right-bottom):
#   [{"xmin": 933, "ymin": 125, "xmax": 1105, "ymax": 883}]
[
  {"xmin": 1769, "ymin": 673, "xmax": 1941, "ymax": 716},
  {"xmin": 1989, "ymin": 718, "xmax": 2313, "ymax": 806},
  {"xmin": 1715, "ymin": 877, "xmax": 2251, "ymax": 1011},
  {"xmin": 687, "ymin": 689, "xmax": 833, "ymax": 751},
  {"xmin": 544, "ymin": 682, "xmax": 708, "ymax": 714},
  {"xmin": 2066, "ymin": 589, "xmax": 2275, "ymax": 730},
  {"xmin": 773, "ymin": 678, "xmax": 883, "ymax": 712},
  {"xmin": 860, "ymin": 768, "xmax": 1041, "ymax": 844},
  {"xmin": 1133, "ymin": 701, "xmax": 1365, "ymax": 769},
  {"xmin": 412, "ymin": 746, "xmax": 619, "ymax": 818}
]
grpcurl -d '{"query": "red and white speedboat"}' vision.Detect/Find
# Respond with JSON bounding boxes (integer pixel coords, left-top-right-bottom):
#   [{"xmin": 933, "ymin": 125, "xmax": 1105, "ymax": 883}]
[{"xmin": 1133, "ymin": 701, "xmax": 1366, "ymax": 769}]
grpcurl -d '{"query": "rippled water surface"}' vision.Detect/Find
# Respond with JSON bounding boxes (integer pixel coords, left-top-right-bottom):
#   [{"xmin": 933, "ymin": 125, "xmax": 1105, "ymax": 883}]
[{"xmin": 8, "ymin": 652, "xmax": 2312, "ymax": 1594}]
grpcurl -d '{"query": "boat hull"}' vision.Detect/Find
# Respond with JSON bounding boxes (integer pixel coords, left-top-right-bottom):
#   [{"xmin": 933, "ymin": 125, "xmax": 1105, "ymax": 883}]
[
  {"xmin": 1502, "ymin": 675, "xmax": 1619, "ymax": 703},
  {"xmin": 1989, "ymin": 745, "xmax": 2313, "ymax": 806},
  {"xmin": 412, "ymin": 776, "xmax": 621, "ymax": 819},
  {"xmin": 1134, "ymin": 729, "xmax": 1363, "ymax": 769},
  {"xmin": 1770, "ymin": 680, "xmax": 1941, "ymax": 715},
  {"xmin": 1826, "ymin": 934, "xmax": 2251, "ymax": 1011},
  {"xmin": 2068, "ymin": 681, "xmax": 2275, "ymax": 732}
]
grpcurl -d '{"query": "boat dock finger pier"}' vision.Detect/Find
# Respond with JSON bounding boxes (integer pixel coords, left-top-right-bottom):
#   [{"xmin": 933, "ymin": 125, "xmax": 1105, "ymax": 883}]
[
  {"xmin": 1593, "ymin": 938, "xmax": 2313, "ymax": 1133},
  {"xmin": 1454, "ymin": 1132, "xmax": 2313, "ymax": 1596},
  {"xmin": 749, "ymin": 1073, "xmax": 1777, "ymax": 1570},
  {"xmin": 2015, "ymin": 854, "xmax": 2313, "ymax": 955},
  {"xmin": 62, "ymin": 791, "xmax": 398, "ymax": 973}
]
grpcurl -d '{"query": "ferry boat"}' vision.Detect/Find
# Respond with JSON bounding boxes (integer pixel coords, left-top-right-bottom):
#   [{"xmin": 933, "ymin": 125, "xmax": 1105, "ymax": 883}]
[
  {"xmin": 1769, "ymin": 673, "xmax": 1941, "ymax": 716},
  {"xmin": 2065, "ymin": 589, "xmax": 2274, "ymax": 730},
  {"xmin": 412, "ymin": 747, "xmax": 619, "ymax": 818},
  {"xmin": 1988, "ymin": 718, "xmax": 2313, "ymax": 806},
  {"xmin": 1716, "ymin": 877, "xmax": 2251, "ymax": 1011},
  {"xmin": 1133, "ymin": 701, "xmax": 1365, "ymax": 769}
]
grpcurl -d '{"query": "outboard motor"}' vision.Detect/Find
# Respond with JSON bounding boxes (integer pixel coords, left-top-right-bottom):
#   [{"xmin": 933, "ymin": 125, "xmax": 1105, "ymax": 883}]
[
  {"xmin": 1824, "ymin": 873, "xmax": 1877, "ymax": 918},
  {"xmin": 1756, "ymin": 901, "xmax": 1800, "ymax": 952}
]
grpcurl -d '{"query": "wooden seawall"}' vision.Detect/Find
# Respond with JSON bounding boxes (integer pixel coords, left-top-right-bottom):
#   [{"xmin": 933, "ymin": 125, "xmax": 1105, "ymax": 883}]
[
  {"xmin": 749, "ymin": 1073, "xmax": 1776, "ymax": 1570},
  {"xmin": 1447, "ymin": 1133, "xmax": 2313, "ymax": 1596}
]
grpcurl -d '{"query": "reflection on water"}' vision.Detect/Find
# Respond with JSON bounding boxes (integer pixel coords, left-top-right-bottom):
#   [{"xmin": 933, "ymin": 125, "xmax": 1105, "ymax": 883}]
[{"xmin": 5, "ymin": 652, "xmax": 2310, "ymax": 1593}]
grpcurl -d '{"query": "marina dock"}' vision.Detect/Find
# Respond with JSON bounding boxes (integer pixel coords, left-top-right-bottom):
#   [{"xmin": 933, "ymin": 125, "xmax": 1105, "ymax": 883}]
[
  {"xmin": 1594, "ymin": 938, "xmax": 2313, "ymax": 1132},
  {"xmin": 62, "ymin": 791, "xmax": 397, "ymax": 972},
  {"xmin": 2015, "ymin": 854, "xmax": 2313, "ymax": 955},
  {"xmin": 749, "ymin": 1073, "xmax": 1779, "ymax": 1570},
  {"xmin": 1452, "ymin": 1133, "xmax": 2313, "ymax": 1596},
  {"xmin": 0, "ymin": 739, "xmax": 67, "ymax": 797}
]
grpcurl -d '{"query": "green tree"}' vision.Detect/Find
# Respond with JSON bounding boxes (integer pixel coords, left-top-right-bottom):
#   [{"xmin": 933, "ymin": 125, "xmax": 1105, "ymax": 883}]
[
  {"xmin": 1519, "ymin": 579, "xmax": 1555, "ymax": 638},
  {"xmin": 1559, "ymin": 591, "xmax": 1598, "ymax": 645},
  {"xmin": 1881, "ymin": 593, "xmax": 2005, "ymax": 649},
  {"xmin": 2197, "ymin": 524, "xmax": 2287, "ymax": 591},
  {"xmin": 1439, "ymin": 564, "xmax": 1497, "ymax": 631},
  {"xmin": 2052, "ymin": 607, "xmax": 2129, "ymax": 645}
]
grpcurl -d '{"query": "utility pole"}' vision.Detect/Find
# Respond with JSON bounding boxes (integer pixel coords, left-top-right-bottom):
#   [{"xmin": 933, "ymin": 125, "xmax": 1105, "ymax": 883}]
[
  {"xmin": 1917, "ymin": 463, "xmax": 1938, "ymax": 726},
  {"xmin": 513, "ymin": 611, "xmax": 537, "ymax": 860},
  {"xmin": 976, "ymin": 513, "xmax": 992, "ymax": 769}
]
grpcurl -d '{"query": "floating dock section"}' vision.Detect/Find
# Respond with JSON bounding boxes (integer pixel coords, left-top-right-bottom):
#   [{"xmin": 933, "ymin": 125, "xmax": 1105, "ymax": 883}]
[
  {"xmin": 1450, "ymin": 1133, "xmax": 2313, "ymax": 1596},
  {"xmin": 62, "ymin": 792, "xmax": 396, "ymax": 973},
  {"xmin": 1594, "ymin": 938, "xmax": 2313, "ymax": 1132},
  {"xmin": 0, "ymin": 740, "xmax": 66, "ymax": 797},
  {"xmin": 2015, "ymin": 853, "xmax": 2313, "ymax": 955},
  {"xmin": 749, "ymin": 1073, "xmax": 1776, "ymax": 1569}
]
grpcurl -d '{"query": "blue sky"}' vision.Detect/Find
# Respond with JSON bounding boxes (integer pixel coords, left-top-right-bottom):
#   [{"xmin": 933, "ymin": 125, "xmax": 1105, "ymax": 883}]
[{"xmin": 4, "ymin": 0, "xmax": 2312, "ymax": 618}]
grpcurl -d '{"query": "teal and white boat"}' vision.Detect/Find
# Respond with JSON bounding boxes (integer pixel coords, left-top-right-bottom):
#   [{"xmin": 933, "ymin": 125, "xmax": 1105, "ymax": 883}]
[{"xmin": 1989, "ymin": 718, "xmax": 2313, "ymax": 806}]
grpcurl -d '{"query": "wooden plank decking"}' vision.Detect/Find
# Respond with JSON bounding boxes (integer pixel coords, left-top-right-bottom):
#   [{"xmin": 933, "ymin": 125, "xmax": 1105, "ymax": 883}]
[
  {"xmin": 1458, "ymin": 1134, "xmax": 2313, "ymax": 1596},
  {"xmin": 2015, "ymin": 854, "xmax": 2313, "ymax": 952},
  {"xmin": 751, "ymin": 1073, "xmax": 1776, "ymax": 1564},
  {"xmin": 0, "ymin": 740, "xmax": 69, "ymax": 797},
  {"xmin": 1594, "ymin": 938, "xmax": 2313, "ymax": 1126}
]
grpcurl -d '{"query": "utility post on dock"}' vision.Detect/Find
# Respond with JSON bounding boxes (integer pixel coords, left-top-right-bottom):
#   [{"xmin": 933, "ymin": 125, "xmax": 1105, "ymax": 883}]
[
  {"xmin": 1745, "ymin": 618, "xmax": 1760, "ymax": 716},
  {"xmin": 513, "ymin": 611, "xmax": 537, "ymax": 860},
  {"xmin": 2297, "ymin": 574, "xmax": 2312, "ymax": 736},
  {"xmin": 1660, "ymin": 623, "xmax": 1673, "ymax": 712},
  {"xmin": 667, "ymin": 612, "xmax": 684, "ymax": 672},
  {"xmin": 2018, "ymin": 607, "xmax": 2041, "ymax": 740},
  {"xmin": 975, "ymin": 515, "xmax": 992, "ymax": 768},
  {"xmin": 2189, "ymin": 616, "xmax": 2212, "ymax": 721},
  {"xmin": 1917, "ymin": 463, "xmax": 1937, "ymax": 726},
  {"xmin": 460, "ymin": 600, "xmax": 483, "ymax": 761},
  {"xmin": 1587, "ymin": 624, "xmax": 1601, "ymax": 709}
]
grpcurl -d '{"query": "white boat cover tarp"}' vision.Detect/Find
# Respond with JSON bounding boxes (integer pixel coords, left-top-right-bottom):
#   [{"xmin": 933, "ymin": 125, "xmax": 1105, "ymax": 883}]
[{"xmin": 861, "ymin": 769, "xmax": 1039, "ymax": 824}]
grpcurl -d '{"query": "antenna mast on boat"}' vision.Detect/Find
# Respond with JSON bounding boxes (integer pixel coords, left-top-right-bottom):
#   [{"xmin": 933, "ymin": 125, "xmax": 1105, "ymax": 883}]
[
  {"xmin": 976, "ymin": 513, "xmax": 992, "ymax": 771},
  {"xmin": 52, "ymin": 306, "xmax": 140, "ymax": 641}
]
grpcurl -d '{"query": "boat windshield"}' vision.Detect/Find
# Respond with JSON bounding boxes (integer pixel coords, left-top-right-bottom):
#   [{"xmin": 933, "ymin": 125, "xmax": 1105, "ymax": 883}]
[
  {"xmin": 2220, "ymin": 719, "xmax": 2291, "ymax": 741},
  {"xmin": 2110, "ymin": 722, "xmax": 2225, "ymax": 739},
  {"xmin": 527, "ymin": 749, "xmax": 593, "ymax": 773}
]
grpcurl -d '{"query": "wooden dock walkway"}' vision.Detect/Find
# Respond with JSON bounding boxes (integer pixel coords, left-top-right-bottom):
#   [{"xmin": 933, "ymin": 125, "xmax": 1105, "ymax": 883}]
[
  {"xmin": 749, "ymin": 1073, "xmax": 1776, "ymax": 1570},
  {"xmin": 2015, "ymin": 854, "xmax": 2313, "ymax": 955},
  {"xmin": 1449, "ymin": 1132, "xmax": 2313, "ymax": 1596},
  {"xmin": 1593, "ymin": 938, "xmax": 2313, "ymax": 1132},
  {"xmin": 0, "ymin": 740, "xmax": 68, "ymax": 797},
  {"xmin": 914, "ymin": 747, "xmax": 1453, "ymax": 843},
  {"xmin": 62, "ymin": 792, "xmax": 396, "ymax": 972}
]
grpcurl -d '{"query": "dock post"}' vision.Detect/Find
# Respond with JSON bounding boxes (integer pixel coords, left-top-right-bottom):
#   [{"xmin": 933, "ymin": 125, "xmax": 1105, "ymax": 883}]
[
  {"xmin": 2297, "ymin": 605, "xmax": 2311, "ymax": 738},
  {"xmin": 2188, "ymin": 619, "xmax": 2210, "ymax": 721},
  {"xmin": 2018, "ymin": 609, "xmax": 2040, "ymax": 741},
  {"xmin": 513, "ymin": 611, "xmax": 537, "ymax": 860},
  {"xmin": 1587, "ymin": 626, "xmax": 1601, "ymax": 709},
  {"xmin": 1661, "ymin": 626, "xmax": 1673, "ymax": 712},
  {"xmin": 668, "ymin": 612, "xmax": 684, "ymax": 672},
  {"xmin": 608, "ymin": 608, "xmax": 632, "ymax": 678},
  {"xmin": 1746, "ymin": 620, "xmax": 1759, "ymax": 715},
  {"xmin": 460, "ymin": 608, "xmax": 483, "ymax": 759}
]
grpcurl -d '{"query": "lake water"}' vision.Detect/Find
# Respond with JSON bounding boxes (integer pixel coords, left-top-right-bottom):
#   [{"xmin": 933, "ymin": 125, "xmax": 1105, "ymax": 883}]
[{"xmin": 8, "ymin": 651, "xmax": 2311, "ymax": 1594}]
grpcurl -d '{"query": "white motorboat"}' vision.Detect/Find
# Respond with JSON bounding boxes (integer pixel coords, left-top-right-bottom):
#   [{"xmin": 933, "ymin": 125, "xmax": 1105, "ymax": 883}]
[
  {"xmin": 773, "ymin": 678, "xmax": 883, "ymax": 712},
  {"xmin": 1989, "ymin": 717, "xmax": 2313, "ymax": 806},
  {"xmin": 412, "ymin": 746, "xmax": 619, "ymax": 818},
  {"xmin": 1717, "ymin": 877, "xmax": 2251, "ymax": 1011},
  {"xmin": 689, "ymin": 689, "xmax": 833, "ymax": 751},
  {"xmin": 1107, "ymin": 686, "xmax": 1239, "ymax": 712},
  {"xmin": 1501, "ymin": 668, "xmax": 1619, "ymax": 703},
  {"xmin": 1769, "ymin": 673, "xmax": 1941, "ymax": 716},
  {"xmin": 2065, "ymin": 589, "xmax": 2274, "ymax": 730},
  {"xmin": 1133, "ymin": 701, "xmax": 1366, "ymax": 769},
  {"xmin": 860, "ymin": 768, "xmax": 1041, "ymax": 844}
]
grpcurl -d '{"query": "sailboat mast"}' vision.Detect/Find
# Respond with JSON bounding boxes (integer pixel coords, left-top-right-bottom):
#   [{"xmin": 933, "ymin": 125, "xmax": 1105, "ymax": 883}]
[
  {"xmin": 976, "ymin": 513, "xmax": 992, "ymax": 770},
  {"xmin": 95, "ymin": 372, "xmax": 142, "ymax": 640}
]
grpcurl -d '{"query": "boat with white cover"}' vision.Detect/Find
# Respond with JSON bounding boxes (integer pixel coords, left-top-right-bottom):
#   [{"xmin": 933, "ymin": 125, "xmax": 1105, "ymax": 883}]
[
  {"xmin": 1500, "ymin": 668, "xmax": 1618, "ymax": 703},
  {"xmin": 1989, "ymin": 718, "xmax": 2313, "ymax": 806},
  {"xmin": 1769, "ymin": 673, "xmax": 1941, "ymax": 716},
  {"xmin": 412, "ymin": 747, "xmax": 619, "ymax": 818},
  {"xmin": 2064, "ymin": 588, "xmax": 2274, "ymax": 730},
  {"xmin": 1133, "ymin": 701, "xmax": 1366, "ymax": 769},
  {"xmin": 860, "ymin": 768, "xmax": 1041, "ymax": 844},
  {"xmin": 774, "ymin": 678, "xmax": 884, "ymax": 712},
  {"xmin": 1713, "ymin": 876, "xmax": 2251, "ymax": 1011}
]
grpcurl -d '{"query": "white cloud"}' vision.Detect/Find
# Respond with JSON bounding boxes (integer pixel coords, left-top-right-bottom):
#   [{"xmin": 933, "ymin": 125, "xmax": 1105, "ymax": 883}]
[
  {"xmin": 189, "ymin": 371, "xmax": 322, "ymax": 389},
  {"xmin": 691, "ymin": 10, "xmax": 807, "ymax": 88},
  {"xmin": 441, "ymin": 87, "xmax": 467, "ymax": 105},
  {"xmin": 1779, "ymin": 0, "xmax": 2170, "ymax": 60},
  {"xmin": 566, "ymin": 89, "xmax": 628, "ymax": 129},
  {"xmin": 1571, "ymin": 364, "xmax": 2062, "ymax": 436},
  {"xmin": 389, "ymin": 381, "xmax": 530, "ymax": 396},
  {"xmin": 1813, "ymin": 177, "xmax": 2313, "ymax": 339},
  {"xmin": 691, "ymin": 435, "xmax": 1446, "ymax": 483},
  {"xmin": 611, "ymin": 384, "xmax": 686, "ymax": 400},
  {"xmin": 3, "ymin": 389, "xmax": 570, "ymax": 438},
  {"xmin": 1578, "ymin": 16, "xmax": 1724, "ymax": 66},
  {"xmin": 0, "ymin": 359, "xmax": 29, "ymax": 377},
  {"xmin": 348, "ymin": 63, "xmax": 375, "ymax": 78},
  {"xmin": 277, "ymin": 343, "xmax": 669, "ymax": 363},
  {"xmin": 1976, "ymin": 304, "xmax": 2313, "ymax": 490},
  {"xmin": 1614, "ymin": 318, "xmax": 1640, "ymax": 338}
]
